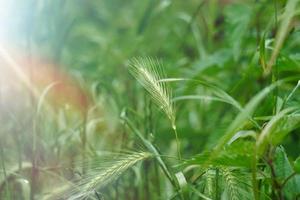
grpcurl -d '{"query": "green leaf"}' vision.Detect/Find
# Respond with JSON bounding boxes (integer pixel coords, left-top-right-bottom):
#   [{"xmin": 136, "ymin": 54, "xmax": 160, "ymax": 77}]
[
  {"xmin": 260, "ymin": 33, "xmax": 267, "ymax": 72},
  {"xmin": 274, "ymin": 146, "xmax": 300, "ymax": 199},
  {"xmin": 211, "ymin": 80, "xmax": 285, "ymax": 161},
  {"xmin": 294, "ymin": 157, "xmax": 300, "ymax": 174},
  {"xmin": 183, "ymin": 141, "xmax": 254, "ymax": 168},
  {"xmin": 256, "ymin": 107, "xmax": 298, "ymax": 155},
  {"xmin": 270, "ymin": 114, "xmax": 300, "ymax": 146},
  {"xmin": 175, "ymin": 171, "xmax": 189, "ymax": 199}
]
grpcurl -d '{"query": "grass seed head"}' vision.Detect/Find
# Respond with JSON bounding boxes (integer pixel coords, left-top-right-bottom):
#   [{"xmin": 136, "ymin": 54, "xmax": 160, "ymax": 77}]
[{"xmin": 128, "ymin": 57, "xmax": 175, "ymax": 126}]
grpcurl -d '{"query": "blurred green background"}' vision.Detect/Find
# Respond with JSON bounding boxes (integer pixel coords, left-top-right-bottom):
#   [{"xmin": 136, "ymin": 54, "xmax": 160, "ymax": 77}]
[{"xmin": 0, "ymin": 0, "xmax": 300, "ymax": 199}]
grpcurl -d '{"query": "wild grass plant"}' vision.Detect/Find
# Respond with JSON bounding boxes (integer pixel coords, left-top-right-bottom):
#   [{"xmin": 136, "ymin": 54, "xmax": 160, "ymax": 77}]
[{"xmin": 0, "ymin": 0, "xmax": 300, "ymax": 200}]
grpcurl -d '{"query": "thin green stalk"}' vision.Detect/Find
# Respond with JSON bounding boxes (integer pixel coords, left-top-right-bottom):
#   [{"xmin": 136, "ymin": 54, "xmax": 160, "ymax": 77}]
[
  {"xmin": 129, "ymin": 58, "xmax": 181, "ymax": 161},
  {"xmin": 208, "ymin": 0, "xmax": 218, "ymax": 50},
  {"xmin": 272, "ymin": 0, "xmax": 279, "ymax": 115},
  {"xmin": 81, "ymin": 111, "xmax": 88, "ymax": 175},
  {"xmin": 251, "ymin": 147, "xmax": 259, "ymax": 200},
  {"xmin": 149, "ymin": 99, "xmax": 161, "ymax": 197},
  {"xmin": 283, "ymin": 80, "xmax": 300, "ymax": 108},
  {"xmin": 115, "ymin": 180, "xmax": 119, "ymax": 200},
  {"xmin": 0, "ymin": 143, "xmax": 10, "ymax": 199},
  {"xmin": 0, "ymin": 73, "xmax": 10, "ymax": 199},
  {"xmin": 143, "ymin": 94, "xmax": 151, "ymax": 200},
  {"xmin": 265, "ymin": 0, "xmax": 299, "ymax": 75},
  {"xmin": 274, "ymin": 0, "xmax": 278, "ymax": 28},
  {"xmin": 120, "ymin": 114, "xmax": 176, "ymax": 187},
  {"xmin": 30, "ymin": 57, "xmax": 38, "ymax": 200},
  {"xmin": 17, "ymin": 133, "xmax": 23, "ymax": 171},
  {"xmin": 172, "ymin": 126, "xmax": 181, "ymax": 161},
  {"xmin": 121, "ymin": 114, "xmax": 184, "ymax": 200},
  {"xmin": 215, "ymin": 168, "xmax": 219, "ymax": 200},
  {"xmin": 154, "ymin": 160, "xmax": 161, "ymax": 197}
]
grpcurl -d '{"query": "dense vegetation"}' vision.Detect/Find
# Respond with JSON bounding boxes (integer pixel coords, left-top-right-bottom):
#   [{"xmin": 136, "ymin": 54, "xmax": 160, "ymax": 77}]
[{"xmin": 0, "ymin": 0, "xmax": 300, "ymax": 199}]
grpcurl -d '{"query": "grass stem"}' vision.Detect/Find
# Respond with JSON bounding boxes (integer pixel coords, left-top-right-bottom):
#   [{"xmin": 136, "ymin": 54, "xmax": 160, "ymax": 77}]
[{"xmin": 173, "ymin": 126, "xmax": 181, "ymax": 161}]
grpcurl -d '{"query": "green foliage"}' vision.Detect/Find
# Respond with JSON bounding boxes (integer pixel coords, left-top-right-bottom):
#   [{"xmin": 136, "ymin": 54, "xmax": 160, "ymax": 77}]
[
  {"xmin": 273, "ymin": 146, "xmax": 300, "ymax": 199},
  {"xmin": 128, "ymin": 57, "xmax": 175, "ymax": 127},
  {"xmin": 0, "ymin": 0, "xmax": 300, "ymax": 200},
  {"xmin": 183, "ymin": 140, "xmax": 254, "ymax": 168},
  {"xmin": 294, "ymin": 157, "xmax": 300, "ymax": 174},
  {"xmin": 54, "ymin": 151, "xmax": 153, "ymax": 199}
]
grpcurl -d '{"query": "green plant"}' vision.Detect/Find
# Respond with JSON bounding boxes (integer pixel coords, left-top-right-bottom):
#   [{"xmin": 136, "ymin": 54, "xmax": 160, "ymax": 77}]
[{"xmin": 0, "ymin": 0, "xmax": 300, "ymax": 199}]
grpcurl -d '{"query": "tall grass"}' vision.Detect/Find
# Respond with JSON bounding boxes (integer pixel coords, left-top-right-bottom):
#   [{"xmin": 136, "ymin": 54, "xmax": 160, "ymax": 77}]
[
  {"xmin": 128, "ymin": 57, "xmax": 181, "ymax": 160},
  {"xmin": 1, "ymin": 0, "xmax": 300, "ymax": 200},
  {"xmin": 53, "ymin": 151, "xmax": 152, "ymax": 199}
]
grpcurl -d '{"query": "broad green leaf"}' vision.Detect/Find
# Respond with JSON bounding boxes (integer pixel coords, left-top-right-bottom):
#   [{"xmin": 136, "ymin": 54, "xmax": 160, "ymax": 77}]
[
  {"xmin": 270, "ymin": 114, "xmax": 300, "ymax": 146},
  {"xmin": 294, "ymin": 157, "xmax": 300, "ymax": 174},
  {"xmin": 274, "ymin": 146, "xmax": 300, "ymax": 199},
  {"xmin": 256, "ymin": 107, "xmax": 298, "ymax": 155},
  {"xmin": 212, "ymin": 80, "xmax": 284, "ymax": 160},
  {"xmin": 175, "ymin": 171, "xmax": 189, "ymax": 199},
  {"xmin": 183, "ymin": 141, "xmax": 254, "ymax": 168}
]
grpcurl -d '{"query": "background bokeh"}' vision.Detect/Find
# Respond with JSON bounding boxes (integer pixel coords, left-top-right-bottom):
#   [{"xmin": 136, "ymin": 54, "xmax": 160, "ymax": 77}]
[{"xmin": 0, "ymin": 0, "xmax": 300, "ymax": 199}]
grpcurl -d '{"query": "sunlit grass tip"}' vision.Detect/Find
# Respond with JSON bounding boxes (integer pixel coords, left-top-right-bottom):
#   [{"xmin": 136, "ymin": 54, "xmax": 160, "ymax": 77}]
[{"xmin": 128, "ymin": 57, "xmax": 176, "ymax": 128}]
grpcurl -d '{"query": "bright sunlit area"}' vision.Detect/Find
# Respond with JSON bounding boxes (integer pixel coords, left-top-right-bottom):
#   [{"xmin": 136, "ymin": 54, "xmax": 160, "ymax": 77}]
[{"xmin": 0, "ymin": 0, "xmax": 300, "ymax": 200}]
